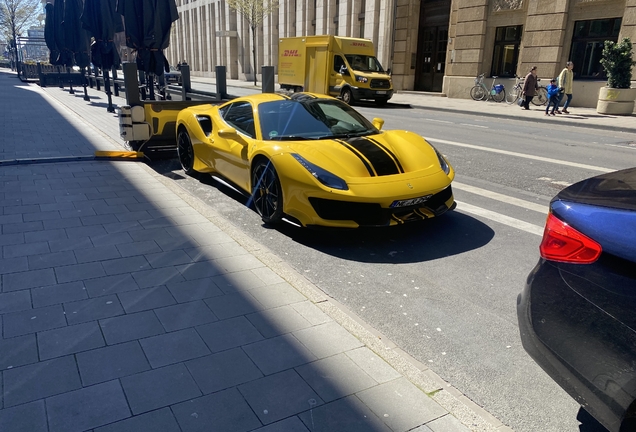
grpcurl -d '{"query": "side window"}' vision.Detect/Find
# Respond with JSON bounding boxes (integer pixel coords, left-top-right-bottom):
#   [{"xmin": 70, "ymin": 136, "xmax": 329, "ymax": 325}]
[
  {"xmin": 334, "ymin": 55, "xmax": 345, "ymax": 73},
  {"xmin": 220, "ymin": 101, "xmax": 255, "ymax": 138}
]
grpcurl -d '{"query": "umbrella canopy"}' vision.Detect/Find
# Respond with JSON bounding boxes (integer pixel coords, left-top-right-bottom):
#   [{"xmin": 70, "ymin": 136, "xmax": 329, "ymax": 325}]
[
  {"xmin": 53, "ymin": 0, "xmax": 73, "ymax": 65},
  {"xmin": 44, "ymin": 3, "xmax": 60, "ymax": 65},
  {"xmin": 117, "ymin": 0, "xmax": 179, "ymax": 76},
  {"xmin": 81, "ymin": 0, "xmax": 123, "ymax": 70},
  {"xmin": 63, "ymin": 0, "xmax": 91, "ymax": 68}
]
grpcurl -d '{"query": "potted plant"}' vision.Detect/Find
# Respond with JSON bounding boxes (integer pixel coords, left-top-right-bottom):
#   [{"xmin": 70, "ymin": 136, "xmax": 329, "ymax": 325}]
[{"xmin": 597, "ymin": 37, "xmax": 636, "ymax": 115}]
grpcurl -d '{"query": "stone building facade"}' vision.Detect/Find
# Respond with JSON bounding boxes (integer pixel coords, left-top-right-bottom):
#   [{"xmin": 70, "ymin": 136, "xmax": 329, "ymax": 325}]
[{"xmin": 166, "ymin": 0, "xmax": 636, "ymax": 108}]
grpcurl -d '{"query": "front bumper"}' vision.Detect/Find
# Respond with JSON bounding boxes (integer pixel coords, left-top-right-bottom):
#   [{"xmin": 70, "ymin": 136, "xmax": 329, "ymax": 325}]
[
  {"xmin": 517, "ymin": 261, "xmax": 633, "ymax": 432},
  {"xmin": 351, "ymin": 87, "xmax": 394, "ymax": 101}
]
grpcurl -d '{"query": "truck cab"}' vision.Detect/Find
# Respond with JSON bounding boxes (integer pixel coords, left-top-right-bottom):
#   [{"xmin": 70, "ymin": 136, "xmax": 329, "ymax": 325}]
[{"xmin": 278, "ymin": 35, "xmax": 394, "ymax": 106}]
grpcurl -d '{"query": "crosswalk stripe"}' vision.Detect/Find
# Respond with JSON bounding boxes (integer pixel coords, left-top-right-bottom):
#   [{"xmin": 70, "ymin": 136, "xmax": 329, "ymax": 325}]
[
  {"xmin": 453, "ymin": 182, "xmax": 547, "ymax": 213},
  {"xmin": 429, "ymin": 138, "xmax": 614, "ymax": 173},
  {"xmin": 456, "ymin": 201, "xmax": 545, "ymax": 236}
]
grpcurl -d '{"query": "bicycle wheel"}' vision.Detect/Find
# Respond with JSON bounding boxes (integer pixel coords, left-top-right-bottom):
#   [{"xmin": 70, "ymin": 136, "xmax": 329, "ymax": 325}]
[
  {"xmin": 470, "ymin": 85, "xmax": 487, "ymax": 101},
  {"xmin": 532, "ymin": 87, "xmax": 548, "ymax": 106},
  {"xmin": 492, "ymin": 87, "xmax": 506, "ymax": 103},
  {"xmin": 505, "ymin": 85, "xmax": 520, "ymax": 104}
]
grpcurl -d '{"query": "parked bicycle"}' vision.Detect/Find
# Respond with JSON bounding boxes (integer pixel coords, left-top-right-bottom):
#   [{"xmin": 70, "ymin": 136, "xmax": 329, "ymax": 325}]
[
  {"xmin": 505, "ymin": 75, "xmax": 523, "ymax": 104},
  {"xmin": 505, "ymin": 75, "xmax": 548, "ymax": 106},
  {"xmin": 470, "ymin": 73, "xmax": 506, "ymax": 103},
  {"xmin": 531, "ymin": 79, "xmax": 548, "ymax": 106}
]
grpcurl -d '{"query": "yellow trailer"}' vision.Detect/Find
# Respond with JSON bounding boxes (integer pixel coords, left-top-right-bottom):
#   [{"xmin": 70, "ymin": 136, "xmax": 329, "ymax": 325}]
[{"xmin": 278, "ymin": 35, "xmax": 393, "ymax": 106}]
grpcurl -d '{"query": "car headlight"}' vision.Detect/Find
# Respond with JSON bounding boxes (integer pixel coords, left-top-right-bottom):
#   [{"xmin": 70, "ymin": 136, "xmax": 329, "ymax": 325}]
[
  {"xmin": 291, "ymin": 154, "xmax": 348, "ymax": 190},
  {"xmin": 355, "ymin": 75, "xmax": 368, "ymax": 83},
  {"xmin": 431, "ymin": 145, "xmax": 450, "ymax": 175}
]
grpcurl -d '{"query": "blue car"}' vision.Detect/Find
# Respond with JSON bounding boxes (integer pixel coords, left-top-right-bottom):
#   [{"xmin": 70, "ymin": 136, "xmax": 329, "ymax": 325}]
[{"xmin": 518, "ymin": 167, "xmax": 636, "ymax": 432}]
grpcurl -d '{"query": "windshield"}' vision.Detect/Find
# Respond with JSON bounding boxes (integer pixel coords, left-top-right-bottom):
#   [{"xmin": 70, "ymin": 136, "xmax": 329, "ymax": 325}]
[
  {"xmin": 258, "ymin": 98, "xmax": 378, "ymax": 141},
  {"xmin": 344, "ymin": 55, "xmax": 385, "ymax": 73}
]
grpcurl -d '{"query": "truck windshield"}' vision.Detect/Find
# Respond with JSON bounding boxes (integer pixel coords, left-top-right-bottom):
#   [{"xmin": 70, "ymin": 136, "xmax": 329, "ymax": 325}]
[
  {"xmin": 258, "ymin": 98, "xmax": 378, "ymax": 141},
  {"xmin": 344, "ymin": 55, "xmax": 385, "ymax": 73}
]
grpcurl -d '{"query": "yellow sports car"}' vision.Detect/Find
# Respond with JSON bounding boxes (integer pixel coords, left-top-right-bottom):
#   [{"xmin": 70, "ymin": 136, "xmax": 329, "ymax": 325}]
[{"xmin": 175, "ymin": 92, "xmax": 455, "ymax": 228}]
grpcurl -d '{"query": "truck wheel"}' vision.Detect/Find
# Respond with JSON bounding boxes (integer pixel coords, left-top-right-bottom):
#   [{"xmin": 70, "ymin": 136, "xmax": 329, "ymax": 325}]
[
  {"xmin": 341, "ymin": 88, "xmax": 353, "ymax": 105},
  {"xmin": 375, "ymin": 98, "xmax": 388, "ymax": 106}
]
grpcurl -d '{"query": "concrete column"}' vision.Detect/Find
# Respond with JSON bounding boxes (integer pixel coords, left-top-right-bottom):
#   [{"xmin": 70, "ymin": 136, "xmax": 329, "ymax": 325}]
[
  {"xmin": 520, "ymin": 0, "xmax": 571, "ymax": 79},
  {"xmin": 446, "ymin": 0, "xmax": 489, "ymax": 78},
  {"xmin": 621, "ymin": 0, "xmax": 636, "ymax": 80}
]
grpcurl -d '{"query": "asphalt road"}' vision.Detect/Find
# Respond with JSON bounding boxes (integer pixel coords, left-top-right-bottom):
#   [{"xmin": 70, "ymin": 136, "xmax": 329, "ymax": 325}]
[{"xmin": 150, "ymin": 104, "xmax": 636, "ymax": 432}]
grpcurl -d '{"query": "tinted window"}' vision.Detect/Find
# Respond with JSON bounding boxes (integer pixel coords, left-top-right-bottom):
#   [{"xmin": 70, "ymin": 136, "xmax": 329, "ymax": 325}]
[
  {"xmin": 219, "ymin": 101, "xmax": 255, "ymax": 138},
  {"xmin": 491, "ymin": 25, "xmax": 522, "ymax": 78},
  {"xmin": 334, "ymin": 55, "xmax": 346, "ymax": 73},
  {"xmin": 258, "ymin": 98, "xmax": 377, "ymax": 141},
  {"xmin": 569, "ymin": 18, "xmax": 622, "ymax": 79},
  {"xmin": 344, "ymin": 55, "xmax": 385, "ymax": 72}
]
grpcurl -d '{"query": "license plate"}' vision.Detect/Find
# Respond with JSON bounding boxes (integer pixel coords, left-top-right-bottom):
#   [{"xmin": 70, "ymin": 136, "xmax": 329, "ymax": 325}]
[
  {"xmin": 376, "ymin": 91, "xmax": 387, "ymax": 95},
  {"xmin": 390, "ymin": 194, "xmax": 432, "ymax": 208}
]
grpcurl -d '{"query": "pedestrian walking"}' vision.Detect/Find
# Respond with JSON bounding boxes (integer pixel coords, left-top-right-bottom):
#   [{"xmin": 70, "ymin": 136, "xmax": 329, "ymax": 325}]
[
  {"xmin": 557, "ymin": 61, "xmax": 574, "ymax": 114},
  {"xmin": 521, "ymin": 66, "xmax": 539, "ymax": 110},
  {"xmin": 545, "ymin": 79, "xmax": 560, "ymax": 116}
]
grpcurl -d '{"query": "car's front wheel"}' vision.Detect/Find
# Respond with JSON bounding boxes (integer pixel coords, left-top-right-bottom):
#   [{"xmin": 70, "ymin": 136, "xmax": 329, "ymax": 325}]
[
  {"xmin": 252, "ymin": 159, "xmax": 283, "ymax": 224},
  {"xmin": 177, "ymin": 129, "xmax": 195, "ymax": 175}
]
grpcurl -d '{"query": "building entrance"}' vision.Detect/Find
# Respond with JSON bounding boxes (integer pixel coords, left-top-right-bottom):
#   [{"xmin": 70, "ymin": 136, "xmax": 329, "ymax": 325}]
[{"xmin": 414, "ymin": 0, "xmax": 451, "ymax": 92}]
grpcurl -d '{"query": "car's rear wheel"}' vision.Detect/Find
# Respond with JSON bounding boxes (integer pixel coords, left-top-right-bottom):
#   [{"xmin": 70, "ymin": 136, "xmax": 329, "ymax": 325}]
[
  {"xmin": 341, "ymin": 88, "xmax": 353, "ymax": 105},
  {"xmin": 177, "ymin": 129, "xmax": 195, "ymax": 176},
  {"xmin": 252, "ymin": 159, "xmax": 283, "ymax": 224}
]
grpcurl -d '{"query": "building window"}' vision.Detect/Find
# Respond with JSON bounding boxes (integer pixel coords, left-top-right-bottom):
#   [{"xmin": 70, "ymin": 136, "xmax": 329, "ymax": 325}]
[
  {"xmin": 569, "ymin": 18, "xmax": 622, "ymax": 79},
  {"xmin": 491, "ymin": 25, "xmax": 522, "ymax": 78},
  {"xmin": 359, "ymin": 0, "xmax": 365, "ymax": 38}
]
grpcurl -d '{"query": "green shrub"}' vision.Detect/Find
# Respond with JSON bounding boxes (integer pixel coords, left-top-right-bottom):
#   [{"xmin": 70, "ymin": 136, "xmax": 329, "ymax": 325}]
[{"xmin": 600, "ymin": 37, "xmax": 635, "ymax": 89}]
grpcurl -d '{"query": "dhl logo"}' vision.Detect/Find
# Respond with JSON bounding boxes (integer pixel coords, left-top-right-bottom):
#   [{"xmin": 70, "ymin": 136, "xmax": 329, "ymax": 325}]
[
  {"xmin": 283, "ymin": 50, "xmax": 300, "ymax": 57},
  {"xmin": 351, "ymin": 42, "xmax": 368, "ymax": 47}
]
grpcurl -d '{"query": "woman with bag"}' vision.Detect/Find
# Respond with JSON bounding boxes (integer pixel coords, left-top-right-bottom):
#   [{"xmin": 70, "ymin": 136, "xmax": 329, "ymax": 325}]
[{"xmin": 521, "ymin": 66, "xmax": 539, "ymax": 110}]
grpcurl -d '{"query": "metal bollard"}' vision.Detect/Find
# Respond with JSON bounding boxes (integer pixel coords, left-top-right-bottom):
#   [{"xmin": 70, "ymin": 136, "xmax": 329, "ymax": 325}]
[
  {"xmin": 262, "ymin": 66, "xmax": 275, "ymax": 93},
  {"xmin": 215, "ymin": 65, "xmax": 227, "ymax": 101}
]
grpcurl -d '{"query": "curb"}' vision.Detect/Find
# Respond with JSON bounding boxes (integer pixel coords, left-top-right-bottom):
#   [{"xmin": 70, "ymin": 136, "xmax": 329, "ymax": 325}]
[{"xmin": 400, "ymin": 102, "xmax": 636, "ymax": 134}]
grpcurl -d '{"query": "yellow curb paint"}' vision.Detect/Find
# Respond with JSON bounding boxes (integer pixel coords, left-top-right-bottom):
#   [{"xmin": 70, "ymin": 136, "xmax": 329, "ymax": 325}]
[{"xmin": 94, "ymin": 151, "xmax": 144, "ymax": 159}]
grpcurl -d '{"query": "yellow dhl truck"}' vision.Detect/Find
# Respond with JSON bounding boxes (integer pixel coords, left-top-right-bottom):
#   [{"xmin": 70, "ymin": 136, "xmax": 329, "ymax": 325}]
[{"xmin": 278, "ymin": 35, "xmax": 393, "ymax": 106}]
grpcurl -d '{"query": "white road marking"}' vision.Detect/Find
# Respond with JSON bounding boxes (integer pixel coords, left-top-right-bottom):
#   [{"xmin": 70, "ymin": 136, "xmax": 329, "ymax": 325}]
[
  {"xmin": 460, "ymin": 123, "xmax": 489, "ymax": 128},
  {"xmin": 453, "ymin": 182, "xmax": 547, "ymax": 213},
  {"xmin": 456, "ymin": 201, "xmax": 544, "ymax": 236},
  {"xmin": 605, "ymin": 143, "xmax": 636, "ymax": 150},
  {"xmin": 537, "ymin": 177, "xmax": 572, "ymax": 187},
  {"xmin": 428, "ymin": 138, "xmax": 614, "ymax": 173},
  {"xmin": 425, "ymin": 119, "xmax": 453, "ymax": 124}
]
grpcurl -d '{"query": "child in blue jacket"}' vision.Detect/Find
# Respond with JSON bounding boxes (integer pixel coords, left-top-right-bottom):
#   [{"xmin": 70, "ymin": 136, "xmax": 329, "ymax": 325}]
[{"xmin": 545, "ymin": 79, "xmax": 560, "ymax": 116}]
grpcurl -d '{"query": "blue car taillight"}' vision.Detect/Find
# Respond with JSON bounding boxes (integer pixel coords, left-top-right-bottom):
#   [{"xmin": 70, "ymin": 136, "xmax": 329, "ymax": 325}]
[{"xmin": 540, "ymin": 211, "xmax": 602, "ymax": 264}]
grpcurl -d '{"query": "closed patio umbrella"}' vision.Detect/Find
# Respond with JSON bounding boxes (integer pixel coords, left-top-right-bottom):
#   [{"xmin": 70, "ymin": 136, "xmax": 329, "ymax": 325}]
[
  {"xmin": 118, "ymin": 0, "xmax": 178, "ymax": 99},
  {"xmin": 81, "ymin": 0, "xmax": 123, "ymax": 111},
  {"xmin": 44, "ymin": 3, "xmax": 60, "ymax": 65}
]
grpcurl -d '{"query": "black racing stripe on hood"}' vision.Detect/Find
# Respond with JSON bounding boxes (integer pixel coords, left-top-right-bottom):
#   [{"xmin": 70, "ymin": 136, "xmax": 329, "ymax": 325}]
[
  {"xmin": 346, "ymin": 137, "xmax": 400, "ymax": 176},
  {"xmin": 365, "ymin": 137, "xmax": 404, "ymax": 173},
  {"xmin": 334, "ymin": 139, "xmax": 375, "ymax": 176}
]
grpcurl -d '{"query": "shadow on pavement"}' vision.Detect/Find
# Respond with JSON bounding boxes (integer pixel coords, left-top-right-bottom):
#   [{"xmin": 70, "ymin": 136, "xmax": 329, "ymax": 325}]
[{"xmin": 0, "ymin": 70, "xmax": 418, "ymax": 432}]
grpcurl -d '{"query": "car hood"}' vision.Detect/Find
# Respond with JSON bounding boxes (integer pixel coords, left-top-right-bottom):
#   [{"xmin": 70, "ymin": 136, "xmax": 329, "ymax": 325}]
[
  {"xmin": 284, "ymin": 130, "xmax": 444, "ymax": 179},
  {"xmin": 556, "ymin": 167, "xmax": 636, "ymax": 212}
]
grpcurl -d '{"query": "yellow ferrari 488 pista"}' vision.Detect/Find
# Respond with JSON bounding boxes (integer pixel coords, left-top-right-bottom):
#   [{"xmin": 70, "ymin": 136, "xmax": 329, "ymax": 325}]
[{"xmin": 175, "ymin": 92, "xmax": 455, "ymax": 228}]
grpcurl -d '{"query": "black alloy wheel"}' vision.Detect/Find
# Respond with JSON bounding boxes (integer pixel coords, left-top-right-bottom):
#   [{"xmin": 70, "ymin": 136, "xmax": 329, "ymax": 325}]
[
  {"xmin": 177, "ymin": 129, "xmax": 195, "ymax": 175},
  {"xmin": 341, "ymin": 87, "xmax": 353, "ymax": 105},
  {"xmin": 252, "ymin": 159, "xmax": 283, "ymax": 224}
]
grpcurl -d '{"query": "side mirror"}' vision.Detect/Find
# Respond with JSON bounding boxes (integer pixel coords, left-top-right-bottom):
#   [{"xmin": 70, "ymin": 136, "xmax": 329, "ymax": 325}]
[
  {"xmin": 339, "ymin": 66, "xmax": 348, "ymax": 75},
  {"xmin": 387, "ymin": 68, "xmax": 391, "ymax": 75},
  {"xmin": 218, "ymin": 127, "xmax": 238, "ymax": 137},
  {"xmin": 372, "ymin": 118, "xmax": 384, "ymax": 130}
]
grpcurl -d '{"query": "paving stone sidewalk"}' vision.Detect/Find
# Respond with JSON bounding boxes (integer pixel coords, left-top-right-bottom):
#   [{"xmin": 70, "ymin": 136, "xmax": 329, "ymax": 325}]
[{"xmin": 0, "ymin": 68, "xmax": 511, "ymax": 432}]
